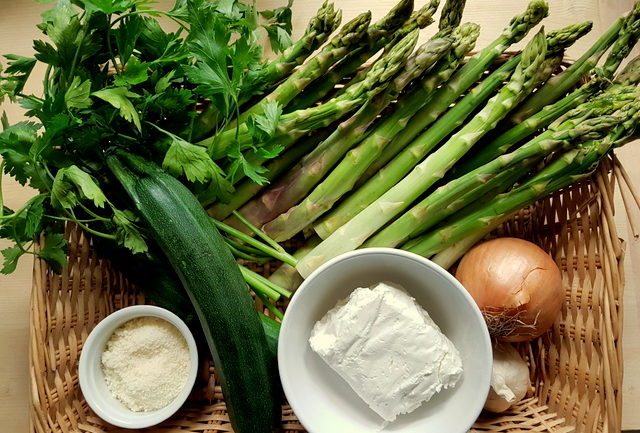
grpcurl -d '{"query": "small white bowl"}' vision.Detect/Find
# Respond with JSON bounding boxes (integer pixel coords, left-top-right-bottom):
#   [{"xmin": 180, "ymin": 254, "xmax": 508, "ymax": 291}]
[
  {"xmin": 79, "ymin": 305, "xmax": 198, "ymax": 429},
  {"xmin": 278, "ymin": 248, "xmax": 492, "ymax": 433}
]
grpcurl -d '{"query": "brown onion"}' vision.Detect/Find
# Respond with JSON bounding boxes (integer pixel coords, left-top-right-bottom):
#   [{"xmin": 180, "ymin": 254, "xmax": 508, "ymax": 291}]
[{"xmin": 455, "ymin": 237, "xmax": 563, "ymax": 342}]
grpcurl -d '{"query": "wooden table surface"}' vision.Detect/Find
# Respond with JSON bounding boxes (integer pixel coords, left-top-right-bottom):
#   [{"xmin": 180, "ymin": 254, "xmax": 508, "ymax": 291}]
[{"xmin": 1, "ymin": 0, "xmax": 639, "ymax": 431}]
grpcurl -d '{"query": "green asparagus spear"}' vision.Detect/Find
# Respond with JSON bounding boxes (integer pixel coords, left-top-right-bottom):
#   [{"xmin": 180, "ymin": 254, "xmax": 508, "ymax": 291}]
[
  {"xmin": 286, "ymin": 0, "xmax": 438, "ymax": 112},
  {"xmin": 263, "ymin": 39, "xmax": 549, "ymax": 242},
  {"xmin": 315, "ymin": 21, "xmax": 592, "ymax": 239},
  {"xmin": 295, "ymin": 30, "xmax": 548, "ymax": 276},
  {"xmin": 232, "ymin": 11, "xmax": 372, "ymax": 125},
  {"xmin": 404, "ymin": 98, "xmax": 640, "ymax": 259},
  {"xmin": 602, "ymin": 3, "xmax": 640, "ymax": 77},
  {"xmin": 509, "ymin": 2, "xmax": 640, "ymax": 124},
  {"xmin": 344, "ymin": 0, "xmax": 461, "ymax": 91},
  {"xmin": 449, "ymin": 75, "xmax": 607, "ymax": 178},
  {"xmin": 365, "ymin": 111, "xmax": 622, "ymax": 248},
  {"xmin": 236, "ymin": 34, "xmax": 450, "ymax": 231},
  {"xmin": 614, "ymin": 54, "xmax": 640, "ymax": 83},
  {"xmin": 361, "ymin": 19, "xmax": 588, "ymax": 182},
  {"xmin": 452, "ymin": 45, "xmax": 640, "ymax": 179},
  {"xmin": 438, "ymin": 0, "xmax": 467, "ymax": 31},
  {"xmin": 367, "ymin": 0, "xmax": 416, "ymax": 40}
]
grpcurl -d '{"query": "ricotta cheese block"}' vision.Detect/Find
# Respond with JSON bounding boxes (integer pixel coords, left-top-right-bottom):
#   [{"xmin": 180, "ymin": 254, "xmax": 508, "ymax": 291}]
[{"xmin": 309, "ymin": 282, "xmax": 463, "ymax": 423}]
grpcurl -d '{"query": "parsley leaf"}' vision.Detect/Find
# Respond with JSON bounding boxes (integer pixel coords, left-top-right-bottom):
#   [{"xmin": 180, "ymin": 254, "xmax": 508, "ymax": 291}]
[
  {"xmin": 92, "ymin": 87, "xmax": 142, "ymax": 132},
  {"xmin": 64, "ymin": 77, "xmax": 92, "ymax": 109},
  {"xmin": 111, "ymin": 208, "xmax": 148, "ymax": 254},
  {"xmin": 260, "ymin": 0, "xmax": 293, "ymax": 53},
  {"xmin": 154, "ymin": 70, "xmax": 175, "ymax": 93},
  {"xmin": 137, "ymin": 17, "xmax": 185, "ymax": 62},
  {"xmin": 246, "ymin": 100, "xmax": 282, "ymax": 143},
  {"xmin": 113, "ymin": 57, "xmax": 149, "ymax": 87},
  {"xmin": 37, "ymin": 232, "xmax": 67, "ymax": 272},
  {"xmin": 1, "ymin": 245, "xmax": 24, "ymax": 274},
  {"xmin": 0, "ymin": 122, "xmax": 50, "ymax": 189},
  {"xmin": 226, "ymin": 144, "xmax": 269, "ymax": 185},
  {"xmin": 81, "ymin": 0, "xmax": 152, "ymax": 15},
  {"xmin": 114, "ymin": 14, "xmax": 144, "ymax": 65},
  {"xmin": 39, "ymin": 0, "xmax": 78, "ymax": 46},
  {"xmin": 24, "ymin": 195, "xmax": 47, "ymax": 238},
  {"xmin": 0, "ymin": 55, "xmax": 37, "ymax": 101},
  {"xmin": 161, "ymin": 132, "xmax": 233, "ymax": 195},
  {"xmin": 51, "ymin": 165, "xmax": 107, "ymax": 209}
]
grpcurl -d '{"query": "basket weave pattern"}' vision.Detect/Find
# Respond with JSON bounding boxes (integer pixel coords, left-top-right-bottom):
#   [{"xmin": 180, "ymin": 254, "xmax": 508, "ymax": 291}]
[{"xmin": 29, "ymin": 154, "xmax": 626, "ymax": 433}]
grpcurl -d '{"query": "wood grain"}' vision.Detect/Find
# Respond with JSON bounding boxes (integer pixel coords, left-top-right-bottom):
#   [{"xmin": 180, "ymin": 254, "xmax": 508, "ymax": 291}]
[{"xmin": 1, "ymin": 0, "xmax": 639, "ymax": 431}]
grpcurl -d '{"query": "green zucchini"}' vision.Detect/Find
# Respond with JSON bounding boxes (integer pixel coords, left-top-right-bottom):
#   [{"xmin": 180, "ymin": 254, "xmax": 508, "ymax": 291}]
[{"xmin": 107, "ymin": 153, "xmax": 280, "ymax": 433}]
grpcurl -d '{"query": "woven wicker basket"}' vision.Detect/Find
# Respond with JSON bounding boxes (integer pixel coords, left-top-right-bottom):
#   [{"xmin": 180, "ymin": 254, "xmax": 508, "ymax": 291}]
[
  {"xmin": 28, "ymin": 44, "xmax": 638, "ymax": 432},
  {"xmin": 29, "ymin": 153, "xmax": 632, "ymax": 433}
]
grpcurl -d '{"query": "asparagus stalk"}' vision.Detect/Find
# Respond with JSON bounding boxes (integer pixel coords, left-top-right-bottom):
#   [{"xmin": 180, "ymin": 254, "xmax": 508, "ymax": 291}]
[
  {"xmin": 438, "ymin": 0, "xmax": 467, "ymax": 31},
  {"xmin": 286, "ymin": 0, "xmax": 438, "ymax": 112},
  {"xmin": 314, "ymin": 21, "xmax": 593, "ymax": 239},
  {"xmin": 509, "ymin": 2, "xmax": 640, "ymax": 124},
  {"xmin": 203, "ymin": 130, "xmax": 331, "ymax": 213},
  {"xmin": 264, "ymin": 40, "xmax": 547, "ymax": 242},
  {"xmin": 192, "ymin": 2, "xmax": 342, "ymax": 140},
  {"xmin": 614, "ymin": 53, "xmax": 640, "ymax": 83},
  {"xmin": 235, "ymin": 33, "xmax": 450, "ymax": 231},
  {"xmin": 343, "ymin": 0, "xmax": 463, "ymax": 92},
  {"xmin": 267, "ymin": 236, "xmax": 321, "ymax": 291},
  {"xmin": 295, "ymin": 30, "xmax": 548, "ymax": 277},
  {"xmin": 601, "ymin": 3, "xmax": 640, "ymax": 77},
  {"xmin": 404, "ymin": 98, "xmax": 640, "ymax": 259},
  {"xmin": 451, "ymin": 47, "xmax": 640, "ymax": 179},
  {"xmin": 448, "ymin": 75, "xmax": 607, "ymax": 178},
  {"xmin": 231, "ymin": 11, "xmax": 372, "ymax": 126},
  {"xmin": 367, "ymin": 0, "xmax": 416, "ymax": 40},
  {"xmin": 364, "ymin": 112, "xmax": 621, "ymax": 248},
  {"xmin": 430, "ymin": 214, "xmax": 515, "ymax": 268},
  {"xmin": 341, "ymin": 21, "xmax": 480, "ymax": 161},
  {"xmin": 207, "ymin": 20, "xmax": 477, "ymax": 220},
  {"xmin": 361, "ymin": 19, "xmax": 588, "ymax": 182}
]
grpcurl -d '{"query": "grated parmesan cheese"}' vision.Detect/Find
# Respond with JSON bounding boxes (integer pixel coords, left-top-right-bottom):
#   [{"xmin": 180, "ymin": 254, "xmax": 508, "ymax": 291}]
[{"xmin": 101, "ymin": 316, "xmax": 191, "ymax": 412}]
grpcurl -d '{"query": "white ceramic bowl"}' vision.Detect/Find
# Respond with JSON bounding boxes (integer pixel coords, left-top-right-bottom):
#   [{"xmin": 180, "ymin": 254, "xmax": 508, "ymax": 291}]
[
  {"xmin": 278, "ymin": 248, "xmax": 492, "ymax": 433},
  {"xmin": 79, "ymin": 305, "xmax": 198, "ymax": 429}
]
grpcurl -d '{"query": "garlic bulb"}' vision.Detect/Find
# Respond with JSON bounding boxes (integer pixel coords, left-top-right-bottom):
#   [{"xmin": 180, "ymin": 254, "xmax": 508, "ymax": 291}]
[{"xmin": 484, "ymin": 342, "xmax": 530, "ymax": 413}]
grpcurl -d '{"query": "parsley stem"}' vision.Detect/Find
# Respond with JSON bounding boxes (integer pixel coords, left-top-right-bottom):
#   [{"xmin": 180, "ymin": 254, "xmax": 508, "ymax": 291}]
[
  {"xmin": 117, "ymin": 133, "xmax": 138, "ymax": 142},
  {"xmin": 43, "ymin": 65, "xmax": 51, "ymax": 98},
  {"xmin": 72, "ymin": 220, "xmax": 117, "ymax": 240},
  {"xmin": 253, "ymin": 288, "xmax": 285, "ymax": 320},
  {"xmin": 66, "ymin": 28, "xmax": 86, "ymax": 89},
  {"xmin": 45, "ymin": 215, "xmax": 101, "ymax": 223},
  {"xmin": 16, "ymin": 94, "xmax": 44, "ymax": 103},
  {"xmin": 0, "ymin": 194, "xmax": 48, "ymax": 221},
  {"xmin": 65, "ymin": 208, "xmax": 116, "ymax": 240},
  {"xmin": 226, "ymin": 241, "xmax": 272, "ymax": 263},
  {"xmin": 231, "ymin": 210, "xmax": 287, "ymax": 254},
  {"xmin": 78, "ymin": 203, "xmax": 111, "ymax": 222},
  {"xmin": 11, "ymin": 229, "xmax": 29, "ymax": 254},
  {"xmin": 41, "ymin": 163, "xmax": 56, "ymax": 186},
  {"xmin": 106, "ymin": 15, "xmax": 120, "ymax": 75}
]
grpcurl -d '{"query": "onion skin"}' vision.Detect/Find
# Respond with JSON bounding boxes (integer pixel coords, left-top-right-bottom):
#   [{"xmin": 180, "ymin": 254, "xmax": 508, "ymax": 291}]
[{"xmin": 455, "ymin": 237, "xmax": 564, "ymax": 342}]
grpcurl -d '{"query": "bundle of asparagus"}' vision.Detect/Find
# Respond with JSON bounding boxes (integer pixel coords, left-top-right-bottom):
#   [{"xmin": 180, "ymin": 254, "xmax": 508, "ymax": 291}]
[{"xmin": 194, "ymin": 0, "xmax": 640, "ymax": 281}]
